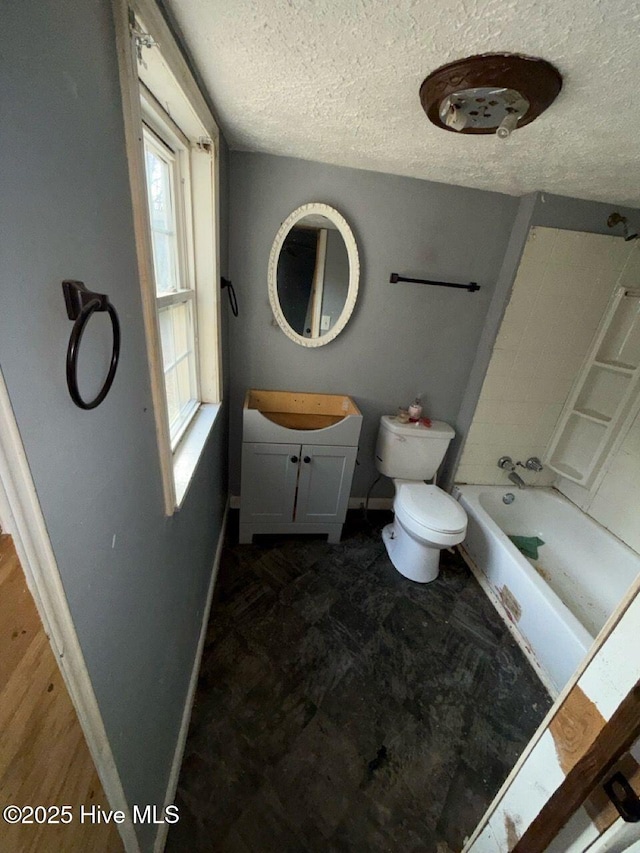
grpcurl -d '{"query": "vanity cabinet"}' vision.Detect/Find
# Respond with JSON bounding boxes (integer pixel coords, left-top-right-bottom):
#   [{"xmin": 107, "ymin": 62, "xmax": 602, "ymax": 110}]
[{"xmin": 239, "ymin": 390, "xmax": 362, "ymax": 544}]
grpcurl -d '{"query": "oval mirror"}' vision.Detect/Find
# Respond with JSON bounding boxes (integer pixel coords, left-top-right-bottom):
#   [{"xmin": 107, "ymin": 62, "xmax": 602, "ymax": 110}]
[{"xmin": 268, "ymin": 203, "xmax": 359, "ymax": 347}]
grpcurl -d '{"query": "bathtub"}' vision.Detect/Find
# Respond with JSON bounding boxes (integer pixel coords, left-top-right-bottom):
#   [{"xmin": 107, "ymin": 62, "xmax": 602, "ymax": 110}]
[{"xmin": 454, "ymin": 485, "xmax": 640, "ymax": 696}]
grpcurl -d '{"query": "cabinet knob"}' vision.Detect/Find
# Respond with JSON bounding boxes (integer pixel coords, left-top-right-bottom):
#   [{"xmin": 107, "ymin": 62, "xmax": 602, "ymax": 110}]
[
  {"xmin": 303, "ymin": 456, "xmax": 311, "ymax": 463},
  {"xmin": 290, "ymin": 455, "xmax": 298, "ymax": 463}
]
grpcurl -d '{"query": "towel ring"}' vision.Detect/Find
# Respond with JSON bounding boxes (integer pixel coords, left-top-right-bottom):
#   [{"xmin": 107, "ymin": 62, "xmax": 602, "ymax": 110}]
[
  {"xmin": 62, "ymin": 280, "xmax": 121, "ymax": 410},
  {"xmin": 221, "ymin": 276, "xmax": 239, "ymax": 317}
]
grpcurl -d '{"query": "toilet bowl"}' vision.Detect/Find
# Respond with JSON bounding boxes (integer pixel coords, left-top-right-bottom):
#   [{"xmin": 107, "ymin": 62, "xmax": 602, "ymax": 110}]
[{"xmin": 382, "ymin": 481, "xmax": 467, "ymax": 582}]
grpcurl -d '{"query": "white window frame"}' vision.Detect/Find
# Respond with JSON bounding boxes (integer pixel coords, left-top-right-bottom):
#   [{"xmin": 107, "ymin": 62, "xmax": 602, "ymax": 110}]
[
  {"xmin": 142, "ymin": 121, "xmax": 201, "ymax": 448},
  {"xmin": 113, "ymin": 0, "xmax": 223, "ymax": 514}
]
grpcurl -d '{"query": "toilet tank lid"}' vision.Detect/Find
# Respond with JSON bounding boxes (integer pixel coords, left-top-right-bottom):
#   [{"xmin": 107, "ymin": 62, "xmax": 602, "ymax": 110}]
[
  {"xmin": 380, "ymin": 415, "xmax": 455, "ymax": 439},
  {"xmin": 396, "ymin": 483, "xmax": 467, "ymax": 534}
]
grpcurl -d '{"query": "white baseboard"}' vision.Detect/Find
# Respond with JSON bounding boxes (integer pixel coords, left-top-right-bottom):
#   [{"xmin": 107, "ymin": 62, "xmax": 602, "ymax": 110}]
[
  {"xmin": 230, "ymin": 495, "xmax": 393, "ymax": 511},
  {"xmin": 153, "ymin": 499, "xmax": 229, "ymax": 853}
]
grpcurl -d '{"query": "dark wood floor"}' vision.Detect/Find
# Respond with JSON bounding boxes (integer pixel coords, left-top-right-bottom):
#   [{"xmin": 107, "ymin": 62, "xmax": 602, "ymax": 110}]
[{"xmin": 167, "ymin": 511, "xmax": 552, "ymax": 852}]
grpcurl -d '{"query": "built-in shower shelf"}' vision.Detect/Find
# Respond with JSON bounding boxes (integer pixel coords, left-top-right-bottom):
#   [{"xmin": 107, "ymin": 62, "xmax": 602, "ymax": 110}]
[
  {"xmin": 550, "ymin": 462, "xmax": 585, "ymax": 481},
  {"xmin": 593, "ymin": 359, "xmax": 635, "ymax": 375},
  {"xmin": 573, "ymin": 408, "xmax": 611, "ymax": 425},
  {"xmin": 546, "ymin": 286, "xmax": 640, "ymax": 487}
]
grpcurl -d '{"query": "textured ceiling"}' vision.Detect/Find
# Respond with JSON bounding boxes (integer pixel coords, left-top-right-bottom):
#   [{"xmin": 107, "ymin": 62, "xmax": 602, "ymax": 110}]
[{"xmin": 166, "ymin": 0, "xmax": 640, "ymax": 205}]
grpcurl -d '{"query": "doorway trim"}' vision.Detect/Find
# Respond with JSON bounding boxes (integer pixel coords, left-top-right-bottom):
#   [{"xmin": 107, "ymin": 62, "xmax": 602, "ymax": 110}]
[{"xmin": 0, "ymin": 368, "xmax": 140, "ymax": 853}]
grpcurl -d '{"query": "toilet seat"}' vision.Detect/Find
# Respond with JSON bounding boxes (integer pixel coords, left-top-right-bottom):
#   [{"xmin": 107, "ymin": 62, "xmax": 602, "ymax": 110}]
[{"xmin": 394, "ymin": 482, "xmax": 467, "ymax": 537}]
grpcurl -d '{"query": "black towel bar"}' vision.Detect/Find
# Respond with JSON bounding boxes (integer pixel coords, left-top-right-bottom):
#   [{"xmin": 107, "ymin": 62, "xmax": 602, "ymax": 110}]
[{"xmin": 390, "ymin": 272, "xmax": 480, "ymax": 292}]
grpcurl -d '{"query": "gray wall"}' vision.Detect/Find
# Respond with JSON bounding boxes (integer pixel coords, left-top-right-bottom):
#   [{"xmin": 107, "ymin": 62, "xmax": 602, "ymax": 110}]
[
  {"xmin": 1, "ymin": 3, "xmax": 229, "ymax": 851},
  {"xmin": 228, "ymin": 152, "xmax": 518, "ymax": 498}
]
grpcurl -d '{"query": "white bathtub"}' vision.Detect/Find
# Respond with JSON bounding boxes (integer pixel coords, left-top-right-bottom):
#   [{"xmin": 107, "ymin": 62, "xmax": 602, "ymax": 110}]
[{"xmin": 454, "ymin": 485, "xmax": 640, "ymax": 696}]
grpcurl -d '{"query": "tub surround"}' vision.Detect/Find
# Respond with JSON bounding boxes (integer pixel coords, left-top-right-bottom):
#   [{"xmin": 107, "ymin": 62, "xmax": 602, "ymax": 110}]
[
  {"xmin": 443, "ymin": 193, "xmax": 640, "ymax": 491},
  {"xmin": 456, "ymin": 486, "xmax": 640, "ymax": 695},
  {"xmin": 456, "ymin": 224, "xmax": 640, "ymax": 556},
  {"xmin": 457, "ymin": 227, "xmax": 640, "ymax": 489},
  {"xmin": 443, "ymin": 193, "xmax": 539, "ymax": 492}
]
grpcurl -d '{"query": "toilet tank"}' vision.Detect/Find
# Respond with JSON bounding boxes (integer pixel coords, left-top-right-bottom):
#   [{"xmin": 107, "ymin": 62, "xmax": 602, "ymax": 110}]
[{"xmin": 375, "ymin": 416, "xmax": 455, "ymax": 480}]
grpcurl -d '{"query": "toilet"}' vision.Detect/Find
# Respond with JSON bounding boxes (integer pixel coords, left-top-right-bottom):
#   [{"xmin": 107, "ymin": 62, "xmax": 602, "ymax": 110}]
[{"xmin": 375, "ymin": 415, "xmax": 467, "ymax": 583}]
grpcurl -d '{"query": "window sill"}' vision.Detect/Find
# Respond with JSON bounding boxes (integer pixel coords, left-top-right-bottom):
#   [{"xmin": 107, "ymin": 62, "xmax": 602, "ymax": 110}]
[{"xmin": 172, "ymin": 402, "xmax": 222, "ymax": 511}]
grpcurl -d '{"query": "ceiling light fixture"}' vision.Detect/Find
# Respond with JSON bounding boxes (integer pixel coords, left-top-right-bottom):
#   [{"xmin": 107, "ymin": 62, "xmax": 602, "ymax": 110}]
[{"xmin": 420, "ymin": 53, "xmax": 562, "ymax": 139}]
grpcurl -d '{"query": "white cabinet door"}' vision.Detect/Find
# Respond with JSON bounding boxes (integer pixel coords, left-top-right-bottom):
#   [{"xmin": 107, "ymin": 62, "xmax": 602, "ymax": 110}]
[
  {"xmin": 240, "ymin": 442, "xmax": 300, "ymax": 524},
  {"xmin": 295, "ymin": 444, "xmax": 357, "ymax": 524}
]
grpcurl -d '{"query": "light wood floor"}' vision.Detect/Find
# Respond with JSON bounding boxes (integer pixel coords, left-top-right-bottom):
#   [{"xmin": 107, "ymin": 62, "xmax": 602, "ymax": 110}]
[{"xmin": 0, "ymin": 534, "xmax": 123, "ymax": 853}]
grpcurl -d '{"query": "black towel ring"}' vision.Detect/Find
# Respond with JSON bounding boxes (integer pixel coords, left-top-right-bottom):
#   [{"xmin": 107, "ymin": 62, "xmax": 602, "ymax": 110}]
[{"xmin": 62, "ymin": 280, "xmax": 121, "ymax": 410}]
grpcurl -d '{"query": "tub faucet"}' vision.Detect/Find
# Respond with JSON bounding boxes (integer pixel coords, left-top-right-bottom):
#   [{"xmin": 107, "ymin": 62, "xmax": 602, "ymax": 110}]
[
  {"xmin": 518, "ymin": 456, "xmax": 544, "ymax": 472},
  {"xmin": 498, "ymin": 456, "xmax": 516, "ymax": 472},
  {"xmin": 498, "ymin": 456, "xmax": 526, "ymax": 489},
  {"xmin": 508, "ymin": 470, "xmax": 526, "ymax": 490}
]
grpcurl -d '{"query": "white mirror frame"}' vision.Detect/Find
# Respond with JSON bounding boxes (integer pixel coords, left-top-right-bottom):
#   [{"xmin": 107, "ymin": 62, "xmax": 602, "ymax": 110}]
[{"xmin": 268, "ymin": 202, "xmax": 360, "ymax": 347}]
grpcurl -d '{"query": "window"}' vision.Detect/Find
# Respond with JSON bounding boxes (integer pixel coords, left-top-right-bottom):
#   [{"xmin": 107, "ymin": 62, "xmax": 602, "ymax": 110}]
[
  {"xmin": 113, "ymin": 0, "xmax": 222, "ymax": 513},
  {"xmin": 143, "ymin": 126, "xmax": 199, "ymax": 447}
]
